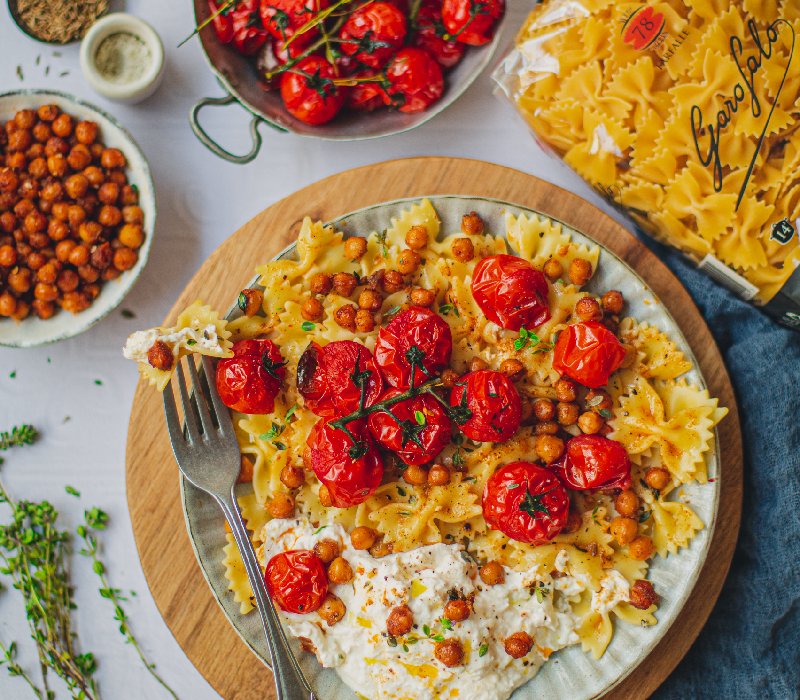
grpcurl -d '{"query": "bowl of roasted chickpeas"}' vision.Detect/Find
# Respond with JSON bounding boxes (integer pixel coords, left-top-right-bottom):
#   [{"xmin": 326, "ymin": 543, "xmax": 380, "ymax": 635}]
[{"xmin": 0, "ymin": 89, "xmax": 155, "ymax": 347}]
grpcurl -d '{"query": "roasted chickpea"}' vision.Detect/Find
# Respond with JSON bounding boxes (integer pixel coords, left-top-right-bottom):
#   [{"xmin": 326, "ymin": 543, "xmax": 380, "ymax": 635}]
[
  {"xmin": 55, "ymin": 239, "xmax": 77, "ymax": 262},
  {"xmin": 78, "ymin": 221, "xmax": 103, "ymax": 245},
  {"xmin": 66, "ymin": 144, "xmax": 92, "ymax": 171},
  {"xmin": 0, "ymin": 168, "xmax": 19, "ymax": 193},
  {"xmin": 615, "ymin": 490, "xmax": 639, "ymax": 519},
  {"xmin": 309, "ymin": 272, "xmax": 332, "ymax": 295},
  {"xmin": 628, "ymin": 535, "xmax": 654, "ymax": 561},
  {"xmin": 569, "ymin": 258, "xmax": 592, "ymax": 286},
  {"xmin": 435, "ymin": 640, "xmax": 464, "ymax": 667},
  {"xmin": 629, "ymin": 580, "xmax": 659, "ymax": 610},
  {"xmin": 27, "ymin": 251, "xmax": 47, "ymax": 269},
  {"xmin": 78, "ymin": 264, "xmax": 100, "ymax": 283},
  {"xmin": 532, "ymin": 399, "xmax": 555, "ymax": 422},
  {"xmin": 500, "ymin": 358, "xmax": 526, "ymax": 382},
  {"xmin": 37, "ymin": 104, "xmax": 59, "ymax": 122},
  {"xmin": 114, "ymin": 224, "xmax": 142, "ymax": 250},
  {"xmin": 98, "ymin": 181, "xmax": 119, "ymax": 205},
  {"xmin": 387, "ymin": 604, "xmax": 413, "ymax": 637},
  {"xmin": 41, "ymin": 180, "xmax": 65, "ymax": 203},
  {"xmin": 106, "ymin": 169, "xmax": 127, "ymax": 187},
  {"xmin": 90, "ymin": 142, "xmax": 105, "ymax": 161},
  {"xmin": 332, "ymin": 272, "xmax": 358, "ymax": 297},
  {"xmin": 599, "ymin": 289, "xmax": 624, "ymax": 315},
  {"xmin": 555, "ymin": 378, "xmax": 578, "ymax": 402},
  {"xmin": 0, "ymin": 211, "xmax": 16, "ymax": 233},
  {"xmin": 112, "ymin": 247, "xmax": 137, "ymax": 271},
  {"xmin": 403, "ymin": 463, "xmax": 428, "ymax": 485},
  {"xmin": 82, "ymin": 283, "xmax": 100, "ymax": 300},
  {"xmin": 302, "ymin": 297, "xmax": 324, "ymax": 322},
  {"xmin": 461, "ymin": 212, "xmax": 483, "ymax": 235},
  {"xmin": 343, "ymin": 236, "xmax": 367, "ymax": 261},
  {"xmin": 441, "ymin": 368, "xmax": 459, "ymax": 389},
  {"xmin": 645, "ymin": 467, "xmax": 670, "ymax": 491},
  {"xmin": 318, "ymin": 593, "xmax": 346, "ymax": 627},
  {"xmin": 382, "ymin": 269, "xmax": 404, "ymax": 293},
  {"xmin": 10, "ymin": 299, "xmax": 30, "ymax": 321},
  {"xmin": 520, "ymin": 398, "xmax": 534, "ymax": 423},
  {"xmin": 313, "ymin": 539, "xmax": 340, "ymax": 565},
  {"xmin": 443, "ymin": 598, "xmax": 470, "ymax": 622},
  {"xmin": 428, "ymin": 464, "xmax": 451, "ymax": 486},
  {"xmin": 318, "ymin": 484, "xmax": 334, "ymax": 508},
  {"xmin": 14, "ymin": 197, "xmax": 36, "ymax": 220},
  {"xmin": 44, "ymin": 136, "xmax": 68, "ymax": 157},
  {"xmin": 24, "ymin": 210, "xmax": 46, "ymax": 233},
  {"xmin": 100, "ymin": 148, "xmax": 125, "ymax": 169},
  {"xmin": 32, "ymin": 121, "xmax": 52, "ymax": 143},
  {"xmin": 268, "ymin": 492, "xmax": 295, "ymax": 519},
  {"xmin": 534, "ymin": 420, "xmax": 559, "ymax": 435},
  {"xmin": 350, "ymin": 526, "xmax": 376, "ymax": 551},
  {"xmin": 8, "ymin": 129, "xmax": 32, "ymax": 153},
  {"xmin": 27, "ymin": 157, "xmax": 48, "ymax": 180},
  {"xmin": 406, "ymin": 225, "xmax": 428, "ymax": 249},
  {"xmin": 67, "ymin": 204, "xmax": 86, "ymax": 227},
  {"xmin": 145, "ymin": 339, "xmax": 173, "ymax": 370},
  {"xmin": 479, "ymin": 561, "xmax": 505, "ymax": 586},
  {"xmin": 75, "ymin": 120, "xmax": 98, "ymax": 144},
  {"xmin": 52, "ymin": 113, "xmax": 73, "ymax": 138},
  {"xmin": 84, "ymin": 165, "xmax": 104, "ymax": 187},
  {"xmin": 557, "ymin": 402, "xmax": 580, "ymax": 426},
  {"xmin": 562, "ymin": 509, "xmax": 582, "ymax": 534},
  {"xmin": 578, "ymin": 411, "xmax": 604, "ymax": 435},
  {"xmin": 68, "ymin": 244, "xmax": 90, "ymax": 267},
  {"xmin": 451, "ymin": 237, "xmax": 474, "ymax": 262},
  {"xmin": 355, "ymin": 309, "xmax": 375, "ymax": 333},
  {"xmin": 370, "ymin": 538, "xmax": 394, "ymax": 558},
  {"xmin": 0, "ymin": 291, "xmax": 17, "ymax": 317},
  {"xmin": 535, "ymin": 434, "xmax": 565, "ymax": 464},
  {"xmin": 37, "ymin": 262, "xmax": 58, "ymax": 285},
  {"xmin": 410, "ymin": 288, "xmax": 435, "ymax": 308},
  {"xmin": 15, "ymin": 110, "xmax": 37, "ymax": 130},
  {"xmin": 358, "ymin": 289, "xmax": 382, "ymax": 311},
  {"xmin": 237, "ymin": 455, "xmax": 255, "ymax": 483},
  {"xmin": 61, "ymin": 291, "xmax": 90, "ymax": 314},
  {"xmin": 238, "ymin": 288, "xmax": 263, "ymax": 317},
  {"xmin": 397, "ymin": 249, "xmax": 421, "ymax": 275},
  {"xmin": 504, "ymin": 631, "xmax": 533, "ymax": 659},
  {"xmin": 334, "ymin": 304, "xmax": 357, "ymax": 331},
  {"xmin": 327, "ymin": 557, "xmax": 353, "ymax": 584},
  {"xmin": 101, "ymin": 266, "xmax": 121, "ymax": 282},
  {"xmin": 56, "ymin": 269, "xmax": 80, "ymax": 293},
  {"xmin": 31, "ymin": 299, "xmax": 55, "ymax": 319},
  {"xmin": 6, "ymin": 152, "xmax": 27, "ymax": 171},
  {"xmin": 0, "ymin": 245, "xmax": 16, "ymax": 267},
  {"xmin": 469, "ymin": 356, "xmax": 488, "ymax": 373},
  {"xmin": 542, "ymin": 258, "xmax": 563, "ymax": 280},
  {"xmin": 277, "ymin": 464, "xmax": 304, "ymax": 490},
  {"xmin": 575, "ymin": 297, "xmax": 602, "ymax": 322},
  {"xmin": 46, "ymin": 154, "xmax": 67, "ymax": 178},
  {"xmin": 98, "ymin": 205, "xmax": 122, "ymax": 228},
  {"xmin": 610, "ymin": 516, "xmax": 638, "ymax": 546},
  {"xmin": 603, "ymin": 315, "xmax": 619, "ymax": 337},
  {"xmin": 8, "ymin": 267, "xmax": 32, "ymax": 293},
  {"xmin": 120, "ymin": 184, "xmax": 139, "ymax": 205}
]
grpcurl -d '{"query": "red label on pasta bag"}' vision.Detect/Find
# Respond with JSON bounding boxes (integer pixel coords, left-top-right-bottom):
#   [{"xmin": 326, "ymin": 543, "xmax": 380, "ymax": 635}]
[{"xmin": 623, "ymin": 6, "xmax": 665, "ymax": 50}]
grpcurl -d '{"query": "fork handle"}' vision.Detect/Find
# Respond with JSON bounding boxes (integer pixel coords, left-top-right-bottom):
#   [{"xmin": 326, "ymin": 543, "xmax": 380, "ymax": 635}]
[{"xmin": 215, "ymin": 492, "xmax": 316, "ymax": 700}]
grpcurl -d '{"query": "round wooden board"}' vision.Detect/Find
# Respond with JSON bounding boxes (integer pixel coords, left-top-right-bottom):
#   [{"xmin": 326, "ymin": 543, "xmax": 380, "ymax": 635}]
[{"xmin": 126, "ymin": 157, "xmax": 742, "ymax": 700}]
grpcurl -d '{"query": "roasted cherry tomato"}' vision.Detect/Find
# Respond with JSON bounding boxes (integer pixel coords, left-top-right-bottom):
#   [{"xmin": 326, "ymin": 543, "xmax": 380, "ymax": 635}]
[
  {"xmin": 345, "ymin": 69, "xmax": 387, "ymax": 111},
  {"xmin": 368, "ymin": 390, "xmax": 451, "ymax": 465},
  {"xmin": 552, "ymin": 321, "xmax": 626, "ymax": 388},
  {"xmin": 553, "ymin": 434, "xmax": 632, "ymax": 491},
  {"xmin": 413, "ymin": 2, "xmax": 466, "ymax": 69},
  {"xmin": 297, "ymin": 340, "xmax": 384, "ymax": 418},
  {"xmin": 471, "ymin": 254, "xmax": 550, "ymax": 331},
  {"xmin": 281, "ymin": 56, "xmax": 346, "ymax": 124},
  {"xmin": 482, "ymin": 461, "xmax": 569, "ymax": 544},
  {"xmin": 306, "ymin": 419, "xmax": 384, "ymax": 507},
  {"xmin": 260, "ymin": 0, "xmax": 328, "ymax": 48},
  {"xmin": 265, "ymin": 550, "xmax": 328, "ymax": 613},
  {"xmin": 230, "ymin": 0, "xmax": 269, "ymax": 54},
  {"xmin": 384, "ymin": 47, "xmax": 444, "ymax": 113},
  {"xmin": 339, "ymin": 2, "xmax": 407, "ymax": 69},
  {"xmin": 209, "ymin": 0, "xmax": 235, "ymax": 43},
  {"xmin": 442, "ymin": 0, "xmax": 504, "ymax": 46},
  {"xmin": 216, "ymin": 339, "xmax": 286, "ymax": 414},
  {"xmin": 450, "ymin": 370, "xmax": 521, "ymax": 443},
  {"xmin": 374, "ymin": 306, "xmax": 452, "ymax": 389}
]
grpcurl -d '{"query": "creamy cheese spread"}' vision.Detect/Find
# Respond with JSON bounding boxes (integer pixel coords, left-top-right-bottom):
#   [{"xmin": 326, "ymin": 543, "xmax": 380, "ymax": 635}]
[
  {"xmin": 590, "ymin": 570, "xmax": 630, "ymax": 615},
  {"xmin": 122, "ymin": 323, "xmax": 220, "ymax": 363},
  {"xmin": 258, "ymin": 518, "xmax": 586, "ymax": 700}
]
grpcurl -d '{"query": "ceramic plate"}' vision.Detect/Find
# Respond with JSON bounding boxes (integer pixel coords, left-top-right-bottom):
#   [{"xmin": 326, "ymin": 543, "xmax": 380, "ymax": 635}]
[
  {"xmin": 180, "ymin": 196, "xmax": 720, "ymax": 699},
  {"xmin": 0, "ymin": 89, "xmax": 156, "ymax": 348}
]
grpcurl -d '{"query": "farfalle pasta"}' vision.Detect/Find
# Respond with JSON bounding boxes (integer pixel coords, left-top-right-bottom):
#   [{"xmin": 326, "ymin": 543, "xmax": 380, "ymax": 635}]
[{"xmin": 494, "ymin": 0, "xmax": 800, "ymax": 331}]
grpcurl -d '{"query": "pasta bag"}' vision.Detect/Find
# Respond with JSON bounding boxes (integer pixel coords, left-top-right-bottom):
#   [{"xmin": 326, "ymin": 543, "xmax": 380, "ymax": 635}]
[{"xmin": 493, "ymin": 0, "xmax": 800, "ymax": 332}]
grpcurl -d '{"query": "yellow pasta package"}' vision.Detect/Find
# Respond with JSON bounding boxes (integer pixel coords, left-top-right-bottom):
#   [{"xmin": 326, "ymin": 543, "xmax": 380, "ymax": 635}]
[{"xmin": 494, "ymin": 0, "xmax": 800, "ymax": 331}]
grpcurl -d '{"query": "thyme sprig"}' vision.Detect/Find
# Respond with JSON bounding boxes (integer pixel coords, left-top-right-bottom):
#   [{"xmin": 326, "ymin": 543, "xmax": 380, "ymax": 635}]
[
  {"xmin": 178, "ymin": 0, "xmax": 238, "ymax": 48},
  {"xmin": 77, "ymin": 510, "xmax": 179, "ymax": 700}
]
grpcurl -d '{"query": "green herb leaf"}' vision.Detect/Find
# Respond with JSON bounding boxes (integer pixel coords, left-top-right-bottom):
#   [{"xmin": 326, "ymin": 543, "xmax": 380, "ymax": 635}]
[
  {"xmin": 65, "ymin": 486, "xmax": 80, "ymax": 497},
  {"xmin": 314, "ymin": 526, "xmax": 329, "ymax": 535},
  {"xmin": 519, "ymin": 484, "xmax": 557, "ymax": 522},
  {"xmin": 440, "ymin": 617, "xmax": 452, "ymax": 629},
  {"xmin": 387, "ymin": 636, "xmax": 397, "ymax": 647},
  {"xmin": 598, "ymin": 408, "xmax": 614, "ymax": 419},
  {"xmin": 397, "ymin": 487, "xmax": 407, "ymax": 497},
  {"xmin": 587, "ymin": 395, "xmax": 604, "ymax": 407},
  {"xmin": 432, "ymin": 634, "xmax": 445, "ymax": 642},
  {"xmin": 402, "ymin": 644, "xmax": 409, "ymax": 652},
  {"xmin": 94, "ymin": 379, "xmax": 102, "ymax": 385},
  {"xmin": 535, "ymin": 586, "xmax": 549, "ymax": 603},
  {"xmin": 506, "ymin": 483, "xmax": 521, "ymax": 490},
  {"xmin": 423, "ymin": 625, "xmax": 431, "ymax": 636},
  {"xmin": 414, "ymin": 410, "xmax": 426, "ymax": 426},
  {"xmin": 301, "ymin": 321, "xmax": 316, "ymax": 331},
  {"xmin": 638, "ymin": 511, "xmax": 651, "ymax": 523},
  {"xmin": 274, "ymin": 442, "xmax": 287, "ymax": 451},
  {"xmin": 186, "ymin": 339, "xmax": 197, "ymax": 346},
  {"xmin": 479, "ymin": 643, "xmax": 489, "ymax": 657},
  {"xmin": 121, "ymin": 309, "xmax": 136, "ymax": 319},
  {"xmin": 9, "ymin": 371, "xmax": 15, "ymax": 379}
]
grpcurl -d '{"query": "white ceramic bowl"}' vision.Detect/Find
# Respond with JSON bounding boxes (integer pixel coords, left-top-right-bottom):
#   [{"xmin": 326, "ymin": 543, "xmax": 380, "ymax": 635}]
[
  {"xmin": 0, "ymin": 90, "xmax": 156, "ymax": 348},
  {"xmin": 80, "ymin": 14, "xmax": 165, "ymax": 104}
]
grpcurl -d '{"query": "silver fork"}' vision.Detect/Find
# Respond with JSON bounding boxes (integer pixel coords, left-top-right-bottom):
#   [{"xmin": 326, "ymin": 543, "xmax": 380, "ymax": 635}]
[{"xmin": 162, "ymin": 355, "xmax": 316, "ymax": 700}]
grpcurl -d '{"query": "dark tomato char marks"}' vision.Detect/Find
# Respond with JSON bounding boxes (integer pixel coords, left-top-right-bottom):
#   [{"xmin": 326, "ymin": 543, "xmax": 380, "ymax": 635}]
[
  {"xmin": 450, "ymin": 370, "xmax": 521, "ymax": 443},
  {"xmin": 216, "ymin": 339, "xmax": 286, "ymax": 414},
  {"xmin": 265, "ymin": 550, "xmax": 328, "ymax": 613}
]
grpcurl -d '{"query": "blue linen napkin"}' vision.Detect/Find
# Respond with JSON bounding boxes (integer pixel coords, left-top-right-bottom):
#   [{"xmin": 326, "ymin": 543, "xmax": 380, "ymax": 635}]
[{"xmin": 638, "ymin": 240, "xmax": 800, "ymax": 700}]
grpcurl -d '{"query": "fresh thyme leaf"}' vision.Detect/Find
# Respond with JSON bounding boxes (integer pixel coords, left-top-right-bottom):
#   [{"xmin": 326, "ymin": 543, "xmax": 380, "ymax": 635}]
[
  {"xmin": 479, "ymin": 643, "xmax": 489, "ymax": 657},
  {"xmin": 432, "ymin": 634, "xmax": 445, "ymax": 642},
  {"xmin": 406, "ymin": 637, "xmax": 418, "ymax": 645},
  {"xmin": 285, "ymin": 404, "xmax": 298, "ymax": 420},
  {"xmin": 120, "ymin": 309, "xmax": 136, "ymax": 319},
  {"xmin": 301, "ymin": 321, "xmax": 316, "ymax": 331},
  {"xmin": 94, "ymin": 379, "xmax": 103, "ymax": 385},
  {"xmin": 423, "ymin": 624, "xmax": 431, "ymax": 636},
  {"xmin": 237, "ymin": 292, "xmax": 248, "ymax": 313},
  {"xmin": 384, "ymin": 306, "xmax": 402, "ymax": 318},
  {"xmin": 186, "ymin": 339, "xmax": 197, "ymax": 346},
  {"xmin": 65, "ymin": 486, "xmax": 80, "ymax": 497},
  {"xmin": 274, "ymin": 442, "xmax": 287, "ymax": 451},
  {"xmin": 387, "ymin": 636, "xmax": 397, "ymax": 647},
  {"xmin": 535, "ymin": 587, "xmax": 550, "ymax": 603},
  {"xmin": 0, "ymin": 425, "xmax": 38, "ymax": 450},
  {"xmin": 9, "ymin": 371, "xmax": 15, "ymax": 379},
  {"xmin": 397, "ymin": 486, "xmax": 407, "ymax": 497},
  {"xmin": 440, "ymin": 617, "xmax": 452, "ymax": 629},
  {"xmin": 506, "ymin": 483, "xmax": 521, "ymax": 490},
  {"xmin": 587, "ymin": 395, "xmax": 604, "ymax": 407},
  {"xmin": 414, "ymin": 410, "xmax": 426, "ymax": 426},
  {"xmin": 408, "ymin": 494, "xmax": 417, "ymax": 505},
  {"xmin": 598, "ymin": 408, "xmax": 614, "ymax": 419},
  {"xmin": 402, "ymin": 644, "xmax": 409, "ymax": 652},
  {"xmin": 314, "ymin": 526, "xmax": 329, "ymax": 534},
  {"xmin": 638, "ymin": 511, "xmax": 651, "ymax": 523}
]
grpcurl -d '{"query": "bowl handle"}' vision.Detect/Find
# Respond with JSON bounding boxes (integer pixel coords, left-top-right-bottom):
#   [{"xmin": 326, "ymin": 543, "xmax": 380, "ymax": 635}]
[{"xmin": 189, "ymin": 93, "xmax": 276, "ymax": 164}]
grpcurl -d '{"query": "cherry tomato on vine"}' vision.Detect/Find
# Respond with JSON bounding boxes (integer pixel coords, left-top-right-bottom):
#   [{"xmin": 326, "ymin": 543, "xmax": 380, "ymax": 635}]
[
  {"xmin": 339, "ymin": 2, "xmax": 407, "ymax": 69},
  {"xmin": 368, "ymin": 390, "xmax": 451, "ymax": 465},
  {"xmin": 260, "ymin": 0, "xmax": 328, "ymax": 48},
  {"xmin": 306, "ymin": 419, "xmax": 384, "ymax": 507},
  {"xmin": 230, "ymin": 0, "xmax": 269, "ymax": 55},
  {"xmin": 482, "ymin": 461, "xmax": 569, "ymax": 544},
  {"xmin": 265, "ymin": 550, "xmax": 328, "ymax": 613},
  {"xmin": 471, "ymin": 254, "xmax": 550, "ymax": 331},
  {"xmin": 449, "ymin": 370, "xmax": 521, "ymax": 443},
  {"xmin": 552, "ymin": 321, "xmax": 626, "ymax": 388},
  {"xmin": 374, "ymin": 306, "xmax": 453, "ymax": 389},
  {"xmin": 442, "ymin": 0, "xmax": 504, "ymax": 46},
  {"xmin": 345, "ymin": 69, "xmax": 388, "ymax": 111},
  {"xmin": 412, "ymin": 2, "xmax": 466, "ymax": 69},
  {"xmin": 297, "ymin": 340, "xmax": 384, "ymax": 418},
  {"xmin": 281, "ymin": 56, "xmax": 346, "ymax": 125},
  {"xmin": 216, "ymin": 339, "xmax": 286, "ymax": 414},
  {"xmin": 384, "ymin": 47, "xmax": 444, "ymax": 113},
  {"xmin": 553, "ymin": 434, "xmax": 632, "ymax": 491},
  {"xmin": 209, "ymin": 0, "xmax": 235, "ymax": 43}
]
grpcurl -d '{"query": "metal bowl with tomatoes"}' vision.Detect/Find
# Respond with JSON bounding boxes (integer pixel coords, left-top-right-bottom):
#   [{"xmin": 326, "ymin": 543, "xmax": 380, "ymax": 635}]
[
  {"xmin": 189, "ymin": 0, "xmax": 507, "ymax": 162},
  {"xmin": 172, "ymin": 195, "xmax": 726, "ymax": 700}
]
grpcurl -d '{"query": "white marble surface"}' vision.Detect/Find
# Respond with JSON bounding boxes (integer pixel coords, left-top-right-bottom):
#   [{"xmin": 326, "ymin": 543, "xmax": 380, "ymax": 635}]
[{"xmin": 0, "ymin": 1, "xmax": 635, "ymax": 698}]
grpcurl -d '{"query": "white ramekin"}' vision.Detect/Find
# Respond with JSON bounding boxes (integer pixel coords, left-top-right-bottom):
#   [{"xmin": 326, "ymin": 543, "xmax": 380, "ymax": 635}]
[{"xmin": 80, "ymin": 14, "xmax": 164, "ymax": 104}]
